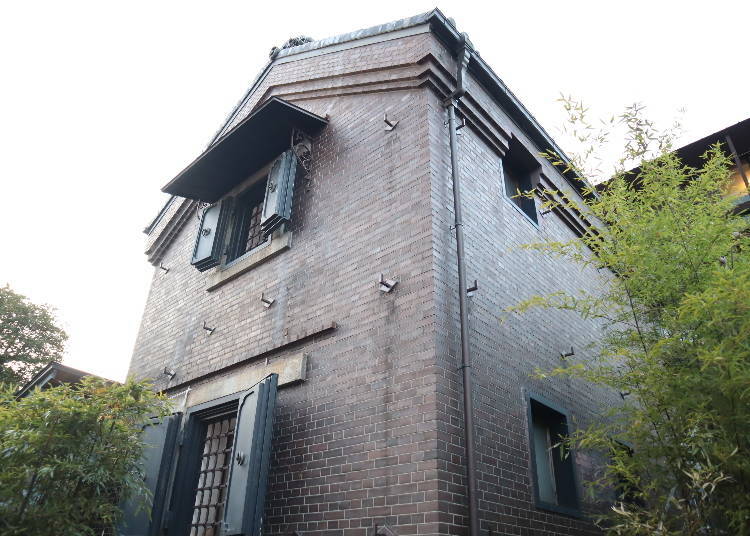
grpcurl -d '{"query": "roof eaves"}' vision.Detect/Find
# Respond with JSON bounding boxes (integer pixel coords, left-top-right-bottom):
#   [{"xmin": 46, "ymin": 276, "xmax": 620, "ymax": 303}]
[
  {"xmin": 144, "ymin": 195, "xmax": 175, "ymax": 235},
  {"xmin": 14, "ymin": 362, "xmax": 95, "ymax": 399},
  {"xmin": 145, "ymin": 7, "xmax": 591, "ymax": 231},
  {"xmin": 421, "ymin": 9, "xmax": 588, "ymax": 195}
]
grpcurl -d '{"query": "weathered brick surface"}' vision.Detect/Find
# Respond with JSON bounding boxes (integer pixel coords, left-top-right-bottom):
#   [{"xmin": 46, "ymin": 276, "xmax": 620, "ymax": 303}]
[{"xmin": 130, "ymin": 27, "xmax": 616, "ymax": 536}]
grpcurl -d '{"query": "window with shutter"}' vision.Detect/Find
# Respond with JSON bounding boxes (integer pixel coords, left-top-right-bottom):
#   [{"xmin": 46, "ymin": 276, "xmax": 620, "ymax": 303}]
[
  {"xmin": 118, "ymin": 413, "xmax": 182, "ymax": 536},
  {"xmin": 191, "ymin": 149, "xmax": 299, "ymax": 275},
  {"xmin": 226, "ymin": 177, "xmax": 269, "ymax": 263},
  {"xmin": 222, "ymin": 374, "xmax": 278, "ymax": 536},
  {"xmin": 166, "ymin": 375, "xmax": 278, "ymax": 536},
  {"xmin": 261, "ymin": 150, "xmax": 298, "ymax": 238},
  {"xmin": 192, "ymin": 201, "xmax": 230, "ymax": 272}
]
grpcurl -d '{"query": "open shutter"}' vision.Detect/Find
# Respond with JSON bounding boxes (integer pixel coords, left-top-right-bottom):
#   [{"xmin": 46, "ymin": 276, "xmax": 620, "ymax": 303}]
[
  {"xmin": 261, "ymin": 150, "xmax": 297, "ymax": 237},
  {"xmin": 118, "ymin": 413, "xmax": 182, "ymax": 536},
  {"xmin": 192, "ymin": 200, "xmax": 230, "ymax": 272},
  {"xmin": 222, "ymin": 374, "xmax": 278, "ymax": 536}
]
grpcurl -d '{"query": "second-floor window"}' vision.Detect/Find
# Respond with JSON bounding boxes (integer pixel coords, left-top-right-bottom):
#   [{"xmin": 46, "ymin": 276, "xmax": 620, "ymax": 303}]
[
  {"xmin": 191, "ymin": 149, "xmax": 298, "ymax": 272},
  {"xmin": 226, "ymin": 177, "xmax": 269, "ymax": 263},
  {"xmin": 502, "ymin": 158, "xmax": 537, "ymax": 223},
  {"xmin": 500, "ymin": 136, "xmax": 542, "ymax": 225}
]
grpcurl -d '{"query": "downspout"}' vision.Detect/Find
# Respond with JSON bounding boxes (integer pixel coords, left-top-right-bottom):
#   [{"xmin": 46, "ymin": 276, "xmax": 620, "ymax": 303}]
[{"xmin": 444, "ymin": 33, "xmax": 480, "ymax": 536}]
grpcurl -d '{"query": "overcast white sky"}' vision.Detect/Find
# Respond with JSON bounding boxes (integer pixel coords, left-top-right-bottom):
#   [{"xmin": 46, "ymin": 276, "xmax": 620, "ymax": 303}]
[{"xmin": 1, "ymin": 1, "xmax": 748, "ymax": 381}]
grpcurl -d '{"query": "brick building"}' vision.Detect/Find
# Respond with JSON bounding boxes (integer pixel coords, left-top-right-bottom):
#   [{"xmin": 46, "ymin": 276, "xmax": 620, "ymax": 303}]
[{"xmin": 124, "ymin": 9, "xmax": 620, "ymax": 536}]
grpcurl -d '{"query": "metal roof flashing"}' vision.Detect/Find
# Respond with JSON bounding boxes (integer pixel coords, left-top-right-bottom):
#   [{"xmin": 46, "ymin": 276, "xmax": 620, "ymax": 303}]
[{"xmin": 274, "ymin": 10, "xmax": 437, "ymax": 60}]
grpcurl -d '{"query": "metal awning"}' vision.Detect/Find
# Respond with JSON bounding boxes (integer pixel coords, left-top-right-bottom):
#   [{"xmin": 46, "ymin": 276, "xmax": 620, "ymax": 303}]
[{"xmin": 162, "ymin": 97, "xmax": 328, "ymax": 202}]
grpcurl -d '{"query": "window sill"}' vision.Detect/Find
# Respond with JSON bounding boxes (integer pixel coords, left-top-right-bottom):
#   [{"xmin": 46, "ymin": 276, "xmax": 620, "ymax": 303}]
[
  {"xmin": 534, "ymin": 500, "xmax": 585, "ymax": 519},
  {"xmin": 206, "ymin": 231, "xmax": 292, "ymax": 292}
]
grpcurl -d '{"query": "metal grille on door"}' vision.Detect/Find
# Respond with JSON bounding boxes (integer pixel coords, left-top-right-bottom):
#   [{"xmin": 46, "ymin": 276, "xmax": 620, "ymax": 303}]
[{"xmin": 190, "ymin": 416, "xmax": 237, "ymax": 536}]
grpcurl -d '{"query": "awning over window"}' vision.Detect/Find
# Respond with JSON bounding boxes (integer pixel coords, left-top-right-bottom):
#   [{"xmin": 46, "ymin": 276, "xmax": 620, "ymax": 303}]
[{"xmin": 162, "ymin": 97, "xmax": 328, "ymax": 202}]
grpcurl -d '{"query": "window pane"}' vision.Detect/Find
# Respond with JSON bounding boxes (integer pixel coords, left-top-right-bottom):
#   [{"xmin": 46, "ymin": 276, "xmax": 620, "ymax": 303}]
[
  {"xmin": 503, "ymin": 161, "xmax": 522, "ymax": 202},
  {"xmin": 532, "ymin": 419, "xmax": 557, "ymax": 504},
  {"xmin": 228, "ymin": 178, "xmax": 268, "ymax": 261},
  {"xmin": 503, "ymin": 160, "xmax": 537, "ymax": 222},
  {"xmin": 243, "ymin": 202, "xmax": 264, "ymax": 252}
]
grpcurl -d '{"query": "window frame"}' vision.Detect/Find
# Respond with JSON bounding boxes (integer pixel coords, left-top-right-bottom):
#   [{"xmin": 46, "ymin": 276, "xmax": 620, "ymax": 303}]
[
  {"xmin": 201, "ymin": 159, "xmax": 294, "ymax": 291},
  {"xmin": 225, "ymin": 174, "xmax": 271, "ymax": 265},
  {"xmin": 500, "ymin": 159, "xmax": 538, "ymax": 225},
  {"xmin": 499, "ymin": 137, "xmax": 542, "ymax": 228},
  {"xmin": 525, "ymin": 392, "xmax": 583, "ymax": 518},
  {"xmin": 168, "ymin": 392, "xmax": 242, "ymax": 536}
]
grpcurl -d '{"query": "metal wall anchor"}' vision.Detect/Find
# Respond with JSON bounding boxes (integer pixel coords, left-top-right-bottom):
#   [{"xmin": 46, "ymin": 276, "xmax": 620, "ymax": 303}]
[
  {"xmin": 560, "ymin": 347, "xmax": 575, "ymax": 359},
  {"xmin": 384, "ymin": 113, "xmax": 399, "ymax": 131},
  {"xmin": 261, "ymin": 293, "xmax": 275, "ymax": 308},
  {"xmin": 163, "ymin": 367, "xmax": 176, "ymax": 380},
  {"xmin": 379, "ymin": 274, "xmax": 398, "ymax": 293},
  {"xmin": 158, "ymin": 262, "xmax": 169, "ymax": 273},
  {"xmin": 202, "ymin": 321, "xmax": 216, "ymax": 335},
  {"xmin": 444, "ymin": 116, "xmax": 466, "ymax": 132},
  {"xmin": 467, "ymin": 280, "xmax": 478, "ymax": 297},
  {"xmin": 374, "ymin": 524, "xmax": 398, "ymax": 536}
]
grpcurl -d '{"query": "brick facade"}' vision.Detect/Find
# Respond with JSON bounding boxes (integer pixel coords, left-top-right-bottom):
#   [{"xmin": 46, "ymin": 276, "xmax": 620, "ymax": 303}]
[{"xmin": 130, "ymin": 11, "xmax": 617, "ymax": 536}]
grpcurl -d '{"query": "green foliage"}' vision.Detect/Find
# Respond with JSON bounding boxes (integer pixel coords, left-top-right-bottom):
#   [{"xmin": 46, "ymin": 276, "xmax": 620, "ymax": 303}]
[
  {"xmin": 0, "ymin": 284, "xmax": 67, "ymax": 387},
  {"xmin": 0, "ymin": 377, "xmax": 170, "ymax": 536},
  {"xmin": 507, "ymin": 100, "xmax": 750, "ymax": 534}
]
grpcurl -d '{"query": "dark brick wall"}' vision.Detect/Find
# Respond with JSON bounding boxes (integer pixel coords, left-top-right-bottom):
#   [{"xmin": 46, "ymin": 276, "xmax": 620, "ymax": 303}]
[
  {"xmin": 130, "ymin": 28, "xmax": 616, "ymax": 536},
  {"xmin": 426, "ymin": 50, "xmax": 618, "ymax": 534},
  {"xmin": 130, "ymin": 31, "xmax": 447, "ymax": 534}
]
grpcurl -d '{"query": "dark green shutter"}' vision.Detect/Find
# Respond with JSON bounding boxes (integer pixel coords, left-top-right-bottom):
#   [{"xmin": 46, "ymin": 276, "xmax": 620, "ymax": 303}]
[
  {"xmin": 192, "ymin": 201, "xmax": 230, "ymax": 271},
  {"xmin": 118, "ymin": 413, "xmax": 182, "ymax": 536},
  {"xmin": 222, "ymin": 374, "xmax": 278, "ymax": 536},
  {"xmin": 261, "ymin": 150, "xmax": 297, "ymax": 237}
]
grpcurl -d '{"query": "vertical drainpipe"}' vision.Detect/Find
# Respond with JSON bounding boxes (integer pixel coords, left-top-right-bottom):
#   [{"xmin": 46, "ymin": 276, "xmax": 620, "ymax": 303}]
[{"xmin": 444, "ymin": 33, "xmax": 480, "ymax": 536}]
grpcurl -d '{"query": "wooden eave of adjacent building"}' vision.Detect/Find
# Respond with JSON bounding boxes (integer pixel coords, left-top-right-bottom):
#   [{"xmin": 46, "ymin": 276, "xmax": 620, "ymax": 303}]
[{"xmin": 15, "ymin": 361, "xmax": 106, "ymax": 399}]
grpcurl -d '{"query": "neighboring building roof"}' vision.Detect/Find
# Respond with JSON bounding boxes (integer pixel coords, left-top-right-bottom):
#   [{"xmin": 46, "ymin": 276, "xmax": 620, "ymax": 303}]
[
  {"xmin": 617, "ymin": 117, "xmax": 750, "ymax": 213},
  {"xmin": 672, "ymin": 117, "xmax": 750, "ymax": 168},
  {"xmin": 145, "ymin": 8, "xmax": 584, "ymax": 234},
  {"xmin": 15, "ymin": 361, "xmax": 103, "ymax": 399},
  {"xmin": 623, "ymin": 117, "xmax": 750, "ymax": 185}
]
